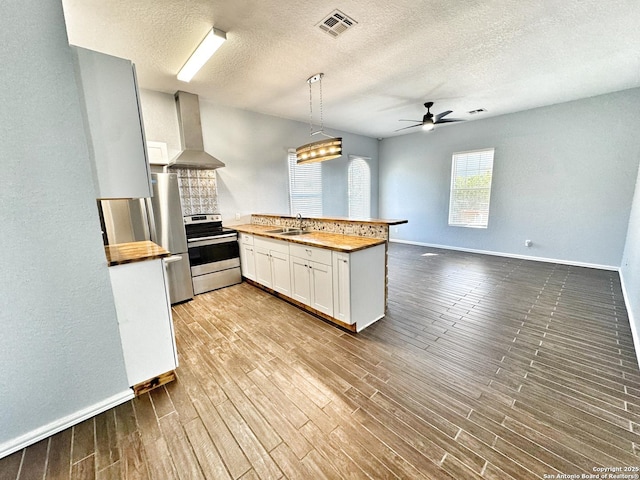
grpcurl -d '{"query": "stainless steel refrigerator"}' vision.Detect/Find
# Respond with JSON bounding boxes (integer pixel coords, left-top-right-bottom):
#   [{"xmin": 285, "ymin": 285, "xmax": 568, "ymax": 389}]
[{"xmin": 101, "ymin": 173, "xmax": 194, "ymax": 304}]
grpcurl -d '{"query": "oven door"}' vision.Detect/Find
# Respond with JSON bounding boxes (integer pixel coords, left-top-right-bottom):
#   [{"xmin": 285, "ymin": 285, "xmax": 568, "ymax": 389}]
[{"xmin": 188, "ymin": 235, "xmax": 240, "ymax": 276}]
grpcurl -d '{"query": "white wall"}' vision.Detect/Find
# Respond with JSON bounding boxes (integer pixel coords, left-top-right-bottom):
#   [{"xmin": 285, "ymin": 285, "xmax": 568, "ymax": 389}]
[
  {"xmin": 380, "ymin": 89, "xmax": 640, "ymax": 268},
  {"xmin": 0, "ymin": 0, "xmax": 129, "ymax": 457},
  {"xmin": 138, "ymin": 90, "xmax": 380, "ymax": 223},
  {"xmin": 621, "ymin": 159, "xmax": 640, "ymax": 362}
]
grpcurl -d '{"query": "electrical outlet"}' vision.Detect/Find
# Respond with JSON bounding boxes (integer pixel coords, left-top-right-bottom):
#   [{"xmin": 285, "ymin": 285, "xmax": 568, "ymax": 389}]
[
  {"xmin": 235, "ymin": 213, "xmax": 241, "ymax": 220},
  {"xmin": 525, "ymin": 239, "xmax": 532, "ymax": 247}
]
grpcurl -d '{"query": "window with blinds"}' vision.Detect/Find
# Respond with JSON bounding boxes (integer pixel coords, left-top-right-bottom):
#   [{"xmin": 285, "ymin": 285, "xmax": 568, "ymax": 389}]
[
  {"xmin": 288, "ymin": 150, "xmax": 323, "ymax": 216},
  {"xmin": 348, "ymin": 156, "xmax": 371, "ymax": 219},
  {"xmin": 448, "ymin": 148, "xmax": 495, "ymax": 228}
]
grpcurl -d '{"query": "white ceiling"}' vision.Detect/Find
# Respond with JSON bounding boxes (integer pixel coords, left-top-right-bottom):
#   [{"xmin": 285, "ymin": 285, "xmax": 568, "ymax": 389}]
[{"xmin": 61, "ymin": 0, "xmax": 640, "ymax": 139}]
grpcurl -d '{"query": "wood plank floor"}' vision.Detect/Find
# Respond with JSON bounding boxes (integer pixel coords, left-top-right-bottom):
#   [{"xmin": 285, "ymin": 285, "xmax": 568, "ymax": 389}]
[{"xmin": 3, "ymin": 243, "xmax": 640, "ymax": 479}]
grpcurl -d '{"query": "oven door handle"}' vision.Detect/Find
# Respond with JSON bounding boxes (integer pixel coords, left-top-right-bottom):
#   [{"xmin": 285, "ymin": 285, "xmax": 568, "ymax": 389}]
[{"xmin": 188, "ymin": 234, "xmax": 238, "ymax": 247}]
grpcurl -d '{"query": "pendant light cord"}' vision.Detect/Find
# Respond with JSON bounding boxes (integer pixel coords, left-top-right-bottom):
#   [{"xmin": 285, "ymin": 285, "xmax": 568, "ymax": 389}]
[
  {"xmin": 306, "ymin": 73, "xmax": 333, "ymax": 139},
  {"xmin": 319, "ymin": 75, "xmax": 323, "ymax": 133},
  {"xmin": 308, "ymin": 79, "xmax": 314, "ymax": 136}
]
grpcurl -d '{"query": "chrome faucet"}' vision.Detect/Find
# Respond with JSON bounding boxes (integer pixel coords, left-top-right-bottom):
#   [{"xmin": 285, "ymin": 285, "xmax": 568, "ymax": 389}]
[{"xmin": 297, "ymin": 213, "xmax": 303, "ymax": 230}]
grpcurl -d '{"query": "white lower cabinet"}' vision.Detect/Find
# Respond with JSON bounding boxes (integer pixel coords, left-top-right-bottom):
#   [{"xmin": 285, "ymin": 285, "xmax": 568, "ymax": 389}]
[
  {"xmin": 290, "ymin": 244, "xmax": 333, "ymax": 317},
  {"xmin": 271, "ymin": 250, "xmax": 292, "ymax": 296},
  {"xmin": 309, "ymin": 260, "xmax": 333, "ymax": 316},
  {"xmin": 332, "ymin": 244, "xmax": 386, "ymax": 331},
  {"xmin": 241, "ymin": 231, "xmax": 386, "ymax": 331},
  {"xmin": 254, "ymin": 246, "xmax": 272, "ymax": 287},
  {"xmin": 254, "ymin": 237, "xmax": 291, "ymax": 296},
  {"xmin": 108, "ymin": 258, "xmax": 177, "ymax": 387},
  {"xmin": 332, "ymin": 252, "xmax": 351, "ymax": 324},
  {"xmin": 290, "ymin": 256, "xmax": 311, "ymax": 304},
  {"xmin": 239, "ymin": 233, "xmax": 256, "ymax": 281}
]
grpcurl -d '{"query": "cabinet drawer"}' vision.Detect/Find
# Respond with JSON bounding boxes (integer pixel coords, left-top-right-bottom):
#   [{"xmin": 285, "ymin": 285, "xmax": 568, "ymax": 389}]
[
  {"xmin": 239, "ymin": 233, "xmax": 254, "ymax": 245},
  {"xmin": 289, "ymin": 243, "xmax": 332, "ymax": 265},
  {"xmin": 255, "ymin": 236, "xmax": 289, "ymax": 254}
]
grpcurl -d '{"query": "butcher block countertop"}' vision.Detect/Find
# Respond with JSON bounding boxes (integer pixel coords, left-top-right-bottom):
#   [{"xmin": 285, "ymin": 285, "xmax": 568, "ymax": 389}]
[
  {"xmin": 233, "ymin": 224, "xmax": 386, "ymax": 253},
  {"xmin": 105, "ymin": 241, "xmax": 170, "ymax": 266}
]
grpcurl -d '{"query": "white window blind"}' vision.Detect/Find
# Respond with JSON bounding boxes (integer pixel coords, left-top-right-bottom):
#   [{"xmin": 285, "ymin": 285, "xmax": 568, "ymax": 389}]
[
  {"xmin": 348, "ymin": 156, "xmax": 371, "ymax": 219},
  {"xmin": 449, "ymin": 148, "xmax": 495, "ymax": 228},
  {"xmin": 288, "ymin": 150, "xmax": 323, "ymax": 216}
]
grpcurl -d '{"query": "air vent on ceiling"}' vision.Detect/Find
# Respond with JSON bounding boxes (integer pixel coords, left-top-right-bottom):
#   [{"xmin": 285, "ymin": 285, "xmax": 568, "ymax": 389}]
[{"xmin": 317, "ymin": 10, "xmax": 357, "ymax": 38}]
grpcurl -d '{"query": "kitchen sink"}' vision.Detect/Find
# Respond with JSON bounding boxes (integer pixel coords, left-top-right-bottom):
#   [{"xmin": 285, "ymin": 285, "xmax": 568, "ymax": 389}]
[
  {"xmin": 266, "ymin": 227, "xmax": 311, "ymax": 236},
  {"xmin": 279, "ymin": 230, "xmax": 312, "ymax": 236}
]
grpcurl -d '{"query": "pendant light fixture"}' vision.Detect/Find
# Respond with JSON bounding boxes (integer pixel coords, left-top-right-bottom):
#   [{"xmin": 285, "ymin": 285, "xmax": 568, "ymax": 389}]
[{"xmin": 296, "ymin": 73, "xmax": 342, "ymax": 164}]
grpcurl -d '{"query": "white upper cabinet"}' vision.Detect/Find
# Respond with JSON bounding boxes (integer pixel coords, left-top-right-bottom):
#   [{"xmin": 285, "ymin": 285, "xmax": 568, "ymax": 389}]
[{"xmin": 72, "ymin": 46, "xmax": 152, "ymax": 199}]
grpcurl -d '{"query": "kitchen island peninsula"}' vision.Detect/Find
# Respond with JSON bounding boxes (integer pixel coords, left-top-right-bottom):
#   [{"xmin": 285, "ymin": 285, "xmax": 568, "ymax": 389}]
[{"xmin": 233, "ymin": 214, "xmax": 407, "ymax": 332}]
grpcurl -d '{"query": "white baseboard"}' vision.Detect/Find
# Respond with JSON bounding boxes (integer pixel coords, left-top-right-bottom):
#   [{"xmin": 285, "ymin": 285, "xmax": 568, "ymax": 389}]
[
  {"xmin": 619, "ymin": 272, "xmax": 640, "ymax": 367},
  {"xmin": 0, "ymin": 389, "xmax": 134, "ymax": 460},
  {"xmin": 389, "ymin": 239, "xmax": 618, "ymax": 271}
]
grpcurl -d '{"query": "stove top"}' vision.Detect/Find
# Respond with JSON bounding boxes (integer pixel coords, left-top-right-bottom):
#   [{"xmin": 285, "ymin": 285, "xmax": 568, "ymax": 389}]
[{"xmin": 183, "ymin": 214, "xmax": 236, "ymax": 241}]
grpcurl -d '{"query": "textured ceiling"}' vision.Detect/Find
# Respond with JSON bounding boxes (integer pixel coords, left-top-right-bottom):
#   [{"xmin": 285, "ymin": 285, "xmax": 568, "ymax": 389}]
[{"xmin": 61, "ymin": 0, "xmax": 640, "ymax": 138}]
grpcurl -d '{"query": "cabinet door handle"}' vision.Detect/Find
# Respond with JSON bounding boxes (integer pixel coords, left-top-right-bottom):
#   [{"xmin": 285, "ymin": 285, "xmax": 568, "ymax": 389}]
[{"xmin": 163, "ymin": 255, "xmax": 183, "ymax": 264}]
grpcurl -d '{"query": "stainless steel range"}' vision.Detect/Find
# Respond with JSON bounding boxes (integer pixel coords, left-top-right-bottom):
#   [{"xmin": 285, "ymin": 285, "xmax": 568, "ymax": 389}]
[{"xmin": 184, "ymin": 214, "xmax": 241, "ymax": 294}]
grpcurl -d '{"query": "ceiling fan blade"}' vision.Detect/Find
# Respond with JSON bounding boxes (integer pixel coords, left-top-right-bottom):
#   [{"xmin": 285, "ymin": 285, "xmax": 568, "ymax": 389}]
[
  {"xmin": 435, "ymin": 110, "xmax": 453, "ymax": 121},
  {"xmin": 394, "ymin": 124, "xmax": 422, "ymax": 132},
  {"xmin": 398, "ymin": 119, "xmax": 422, "ymax": 122},
  {"xmin": 434, "ymin": 118, "xmax": 463, "ymax": 124}
]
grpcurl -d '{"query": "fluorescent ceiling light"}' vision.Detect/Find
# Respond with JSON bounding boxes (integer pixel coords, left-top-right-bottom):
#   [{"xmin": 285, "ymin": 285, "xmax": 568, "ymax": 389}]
[{"xmin": 177, "ymin": 28, "xmax": 226, "ymax": 82}]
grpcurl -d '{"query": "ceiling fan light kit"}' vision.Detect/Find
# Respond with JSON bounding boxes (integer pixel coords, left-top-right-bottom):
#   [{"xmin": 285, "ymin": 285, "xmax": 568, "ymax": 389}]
[
  {"xmin": 177, "ymin": 27, "xmax": 226, "ymax": 82},
  {"xmin": 396, "ymin": 101, "xmax": 463, "ymax": 133},
  {"xmin": 422, "ymin": 120, "xmax": 435, "ymax": 131},
  {"xmin": 296, "ymin": 73, "xmax": 343, "ymax": 164}
]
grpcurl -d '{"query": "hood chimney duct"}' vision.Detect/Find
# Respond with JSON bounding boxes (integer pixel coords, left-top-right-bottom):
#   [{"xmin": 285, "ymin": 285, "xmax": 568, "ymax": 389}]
[{"xmin": 169, "ymin": 91, "xmax": 225, "ymax": 169}]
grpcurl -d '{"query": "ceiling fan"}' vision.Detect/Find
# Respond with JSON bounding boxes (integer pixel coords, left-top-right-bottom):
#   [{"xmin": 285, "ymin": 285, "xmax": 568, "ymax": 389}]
[{"xmin": 396, "ymin": 102, "xmax": 463, "ymax": 132}]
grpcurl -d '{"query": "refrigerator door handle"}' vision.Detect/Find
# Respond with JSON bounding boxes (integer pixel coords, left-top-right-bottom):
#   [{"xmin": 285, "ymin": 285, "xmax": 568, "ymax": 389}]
[
  {"xmin": 136, "ymin": 198, "xmax": 151, "ymax": 241},
  {"xmin": 144, "ymin": 197, "xmax": 158, "ymax": 244}
]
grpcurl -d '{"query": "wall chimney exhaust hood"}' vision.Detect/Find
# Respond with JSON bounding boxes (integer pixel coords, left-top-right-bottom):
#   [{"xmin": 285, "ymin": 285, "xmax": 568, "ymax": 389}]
[{"xmin": 169, "ymin": 91, "xmax": 225, "ymax": 170}]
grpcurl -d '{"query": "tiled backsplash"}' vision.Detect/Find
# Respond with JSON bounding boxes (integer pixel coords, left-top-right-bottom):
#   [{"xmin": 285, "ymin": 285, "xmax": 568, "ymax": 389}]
[
  {"xmin": 251, "ymin": 214, "xmax": 389, "ymax": 240},
  {"xmin": 174, "ymin": 168, "xmax": 218, "ymax": 216}
]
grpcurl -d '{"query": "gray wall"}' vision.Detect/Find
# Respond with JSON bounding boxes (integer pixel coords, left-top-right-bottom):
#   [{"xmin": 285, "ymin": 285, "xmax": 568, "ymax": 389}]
[
  {"xmin": 621, "ymin": 161, "xmax": 640, "ymax": 361},
  {"xmin": 138, "ymin": 90, "xmax": 380, "ymax": 223},
  {"xmin": 380, "ymin": 89, "xmax": 640, "ymax": 268},
  {"xmin": 0, "ymin": 0, "xmax": 129, "ymax": 453}
]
